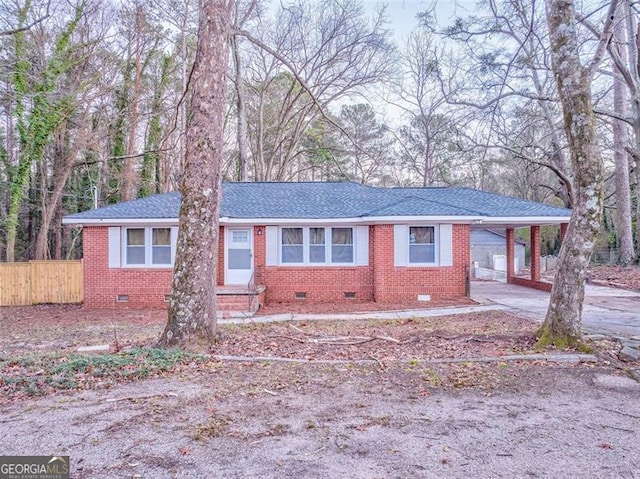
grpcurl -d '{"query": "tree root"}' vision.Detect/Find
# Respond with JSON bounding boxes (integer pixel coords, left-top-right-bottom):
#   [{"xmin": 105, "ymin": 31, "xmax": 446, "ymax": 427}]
[{"xmin": 535, "ymin": 324, "xmax": 594, "ymax": 353}]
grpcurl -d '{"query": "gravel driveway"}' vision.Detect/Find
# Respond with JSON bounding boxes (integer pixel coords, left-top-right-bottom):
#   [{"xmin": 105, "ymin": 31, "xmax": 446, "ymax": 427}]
[{"xmin": 2, "ymin": 362, "xmax": 639, "ymax": 478}]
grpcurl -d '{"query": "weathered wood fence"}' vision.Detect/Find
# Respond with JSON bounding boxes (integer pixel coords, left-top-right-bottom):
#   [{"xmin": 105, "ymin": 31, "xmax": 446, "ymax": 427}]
[{"xmin": 0, "ymin": 260, "xmax": 83, "ymax": 306}]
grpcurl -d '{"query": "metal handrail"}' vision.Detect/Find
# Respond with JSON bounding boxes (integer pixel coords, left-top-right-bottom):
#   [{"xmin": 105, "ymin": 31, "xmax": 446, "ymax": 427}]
[{"xmin": 247, "ymin": 269, "xmax": 255, "ymax": 312}]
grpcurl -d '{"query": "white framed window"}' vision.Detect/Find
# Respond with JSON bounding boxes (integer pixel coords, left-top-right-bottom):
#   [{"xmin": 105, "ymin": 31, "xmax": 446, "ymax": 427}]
[
  {"xmin": 281, "ymin": 227, "xmax": 304, "ymax": 264},
  {"xmin": 278, "ymin": 226, "xmax": 356, "ymax": 265},
  {"xmin": 331, "ymin": 228, "xmax": 353, "ymax": 263},
  {"xmin": 123, "ymin": 226, "xmax": 176, "ymax": 267},
  {"xmin": 309, "ymin": 227, "xmax": 326, "ymax": 263},
  {"xmin": 126, "ymin": 228, "xmax": 146, "ymax": 265},
  {"xmin": 409, "ymin": 226, "xmax": 437, "ymax": 265},
  {"xmin": 151, "ymin": 228, "xmax": 172, "ymax": 265}
]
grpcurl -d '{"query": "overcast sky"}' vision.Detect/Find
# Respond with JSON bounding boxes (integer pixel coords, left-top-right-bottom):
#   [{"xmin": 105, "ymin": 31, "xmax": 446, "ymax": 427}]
[{"xmin": 364, "ymin": 0, "xmax": 478, "ymax": 39}]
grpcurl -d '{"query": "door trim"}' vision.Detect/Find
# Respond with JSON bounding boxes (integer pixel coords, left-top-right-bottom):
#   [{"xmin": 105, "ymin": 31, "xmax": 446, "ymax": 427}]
[{"xmin": 224, "ymin": 227, "xmax": 254, "ymax": 285}]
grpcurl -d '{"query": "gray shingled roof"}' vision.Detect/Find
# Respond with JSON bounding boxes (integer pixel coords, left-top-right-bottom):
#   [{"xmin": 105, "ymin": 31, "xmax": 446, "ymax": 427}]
[{"xmin": 63, "ymin": 182, "xmax": 571, "ymax": 222}]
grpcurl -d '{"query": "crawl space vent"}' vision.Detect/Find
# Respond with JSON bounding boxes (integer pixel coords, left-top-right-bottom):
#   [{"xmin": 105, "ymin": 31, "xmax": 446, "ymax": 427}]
[
  {"xmin": 116, "ymin": 295, "xmax": 129, "ymax": 302},
  {"xmin": 344, "ymin": 292, "xmax": 357, "ymax": 299},
  {"xmin": 295, "ymin": 292, "xmax": 307, "ymax": 299}
]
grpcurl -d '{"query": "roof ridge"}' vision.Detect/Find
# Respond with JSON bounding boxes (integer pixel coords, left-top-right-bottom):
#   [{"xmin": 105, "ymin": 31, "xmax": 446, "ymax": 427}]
[
  {"xmin": 362, "ymin": 193, "xmax": 483, "ymax": 217},
  {"xmin": 396, "ymin": 193, "xmax": 486, "ymax": 216}
]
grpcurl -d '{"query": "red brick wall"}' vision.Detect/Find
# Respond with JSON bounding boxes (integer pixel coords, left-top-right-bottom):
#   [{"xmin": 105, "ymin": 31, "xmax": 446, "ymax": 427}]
[
  {"xmin": 83, "ymin": 227, "xmax": 173, "ymax": 308},
  {"xmin": 83, "ymin": 223, "xmax": 470, "ymax": 308},
  {"xmin": 218, "ymin": 225, "xmax": 225, "ymax": 286},
  {"xmin": 256, "ymin": 224, "xmax": 469, "ymax": 304},
  {"xmin": 372, "ymin": 224, "xmax": 469, "ymax": 301},
  {"xmin": 253, "ymin": 225, "xmax": 374, "ymax": 303},
  {"xmin": 510, "ymin": 277, "xmax": 552, "ymax": 292}
]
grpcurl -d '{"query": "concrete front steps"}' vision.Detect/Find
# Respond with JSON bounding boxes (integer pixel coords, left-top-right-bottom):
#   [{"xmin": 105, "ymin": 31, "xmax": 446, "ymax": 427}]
[{"xmin": 216, "ymin": 285, "xmax": 265, "ymax": 317}]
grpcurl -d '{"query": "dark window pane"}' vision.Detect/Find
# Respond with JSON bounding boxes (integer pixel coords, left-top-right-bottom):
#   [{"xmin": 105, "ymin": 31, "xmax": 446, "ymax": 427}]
[
  {"xmin": 332, "ymin": 228, "xmax": 353, "ymax": 245},
  {"xmin": 409, "ymin": 226, "xmax": 434, "ymax": 244},
  {"xmin": 127, "ymin": 229, "xmax": 145, "ymax": 246},
  {"xmin": 152, "ymin": 228, "xmax": 171, "ymax": 246},
  {"xmin": 310, "ymin": 227, "xmax": 325, "ymax": 245},
  {"xmin": 282, "ymin": 228, "xmax": 303, "ymax": 245}
]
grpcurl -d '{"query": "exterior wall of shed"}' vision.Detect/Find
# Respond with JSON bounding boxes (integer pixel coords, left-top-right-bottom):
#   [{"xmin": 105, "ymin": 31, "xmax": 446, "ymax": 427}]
[
  {"xmin": 82, "ymin": 224, "xmax": 470, "ymax": 308},
  {"xmin": 470, "ymin": 230, "xmax": 525, "ymax": 271}
]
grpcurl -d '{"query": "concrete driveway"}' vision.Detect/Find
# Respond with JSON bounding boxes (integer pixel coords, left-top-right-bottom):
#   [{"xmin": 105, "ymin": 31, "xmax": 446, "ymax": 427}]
[{"xmin": 471, "ymin": 281, "xmax": 640, "ymax": 338}]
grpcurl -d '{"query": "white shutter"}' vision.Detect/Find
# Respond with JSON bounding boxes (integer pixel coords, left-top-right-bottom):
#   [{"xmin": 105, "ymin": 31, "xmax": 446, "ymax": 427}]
[
  {"xmin": 108, "ymin": 227, "xmax": 121, "ymax": 268},
  {"xmin": 393, "ymin": 224, "xmax": 407, "ymax": 266},
  {"xmin": 171, "ymin": 226, "xmax": 179, "ymax": 265},
  {"xmin": 265, "ymin": 226, "xmax": 278, "ymax": 266},
  {"xmin": 439, "ymin": 224, "xmax": 453, "ymax": 266},
  {"xmin": 356, "ymin": 225, "xmax": 369, "ymax": 266}
]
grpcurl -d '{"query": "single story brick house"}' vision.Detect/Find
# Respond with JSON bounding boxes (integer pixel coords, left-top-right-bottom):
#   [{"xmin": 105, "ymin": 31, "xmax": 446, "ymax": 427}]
[{"xmin": 63, "ymin": 182, "xmax": 571, "ymax": 311}]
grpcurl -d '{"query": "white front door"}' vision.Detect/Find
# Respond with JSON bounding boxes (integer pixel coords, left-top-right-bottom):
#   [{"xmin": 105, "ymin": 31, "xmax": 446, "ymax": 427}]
[{"xmin": 225, "ymin": 227, "xmax": 253, "ymax": 285}]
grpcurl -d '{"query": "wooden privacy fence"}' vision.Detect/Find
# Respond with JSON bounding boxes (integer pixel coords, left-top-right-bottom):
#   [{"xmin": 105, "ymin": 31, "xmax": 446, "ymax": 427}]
[{"xmin": 0, "ymin": 260, "xmax": 83, "ymax": 306}]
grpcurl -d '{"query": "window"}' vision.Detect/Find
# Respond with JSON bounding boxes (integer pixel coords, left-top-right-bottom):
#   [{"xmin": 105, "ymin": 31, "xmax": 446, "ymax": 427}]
[
  {"xmin": 282, "ymin": 227, "xmax": 303, "ymax": 263},
  {"xmin": 279, "ymin": 226, "xmax": 355, "ymax": 265},
  {"xmin": 152, "ymin": 228, "xmax": 172, "ymax": 265},
  {"xmin": 309, "ymin": 227, "xmax": 325, "ymax": 263},
  {"xmin": 409, "ymin": 226, "xmax": 436, "ymax": 264},
  {"xmin": 331, "ymin": 228, "xmax": 353, "ymax": 263},
  {"xmin": 126, "ymin": 229, "xmax": 146, "ymax": 265},
  {"xmin": 232, "ymin": 230, "xmax": 248, "ymax": 243},
  {"xmin": 124, "ymin": 227, "xmax": 175, "ymax": 267}
]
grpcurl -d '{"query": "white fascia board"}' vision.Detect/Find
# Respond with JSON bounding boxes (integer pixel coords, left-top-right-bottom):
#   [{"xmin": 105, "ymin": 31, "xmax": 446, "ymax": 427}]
[
  {"xmin": 364, "ymin": 215, "xmax": 484, "ymax": 224},
  {"xmin": 481, "ymin": 216, "xmax": 571, "ymax": 225},
  {"xmin": 65, "ymin": 215, "xmax": 491, "ymax": 227},
  {"xmin": 61, "ymin": 217, "xmax": 178, "ymax": 226},
  {"xmin": 219, "ymin": 217, "xmax": 366, "ymax": 225},
  {"xmin": 221, "ymin": 216, "xmax": 484, "ymax": 225}
]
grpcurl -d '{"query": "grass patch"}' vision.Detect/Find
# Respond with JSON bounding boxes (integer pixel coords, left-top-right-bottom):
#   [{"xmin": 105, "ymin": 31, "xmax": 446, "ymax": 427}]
[{"xmin": 0, "ymin": 348, "xmax": 201, "ymax": 397}]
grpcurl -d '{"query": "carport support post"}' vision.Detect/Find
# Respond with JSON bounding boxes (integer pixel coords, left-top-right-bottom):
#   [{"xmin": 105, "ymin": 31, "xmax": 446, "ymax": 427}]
[
  {"xmin": 560, "ymin": 222, "xmax": 568, "ymax": 241},
  {"xmin": 530, "ymin": 225, "xmax": 541, "ymax": 281},
  {"xmin": 506, "ymin": 228, "xmax": 515, "ymax": 283}
]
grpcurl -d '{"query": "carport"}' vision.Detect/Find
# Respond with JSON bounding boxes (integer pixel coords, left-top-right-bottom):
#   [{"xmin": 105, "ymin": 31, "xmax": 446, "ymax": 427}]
[{"xmin": 472, "ymin": 221, "xmax": 569, "ymax": 292}]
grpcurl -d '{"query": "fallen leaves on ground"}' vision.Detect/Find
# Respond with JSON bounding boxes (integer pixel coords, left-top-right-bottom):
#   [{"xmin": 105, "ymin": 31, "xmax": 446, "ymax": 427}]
[{"xmin": 588, "ymin": 265, "xmax": 640, "ymax": 290}]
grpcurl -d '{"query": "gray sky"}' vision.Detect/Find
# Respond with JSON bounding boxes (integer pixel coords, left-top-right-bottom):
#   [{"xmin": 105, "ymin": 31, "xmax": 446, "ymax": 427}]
[{"xmin": 364, "ymin": 1, "xmax": 478, "ymax": 39}]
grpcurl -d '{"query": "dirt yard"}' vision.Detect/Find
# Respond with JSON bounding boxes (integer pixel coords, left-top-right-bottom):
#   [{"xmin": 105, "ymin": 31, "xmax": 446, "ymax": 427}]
[
  {"xmin": 1, "ymin": 304, "xmax": 639, "ymax": 478},
  {"xmin": 588, "ymin": 264, "xmax": 640, "ymax": 291}
]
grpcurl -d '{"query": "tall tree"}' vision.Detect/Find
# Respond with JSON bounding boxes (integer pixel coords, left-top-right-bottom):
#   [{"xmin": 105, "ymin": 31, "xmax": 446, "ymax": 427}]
[
  {"xmin": 537, "ymin": 0, "xmax": 610, "ymax": 346},
  {"xmin": 240, "ymin": 0, "xmax": 393, "ymax": 181},
  {"xmin": 5, "ymin": 0, "xmax": 85, "ymax": 262},
  {"xmin": 611, "ymin": 1, "xmax": 635, "ymax": 264},
  {"xmin": 158, "ymin": 0, "xmax": 233, "ymax": 347}
]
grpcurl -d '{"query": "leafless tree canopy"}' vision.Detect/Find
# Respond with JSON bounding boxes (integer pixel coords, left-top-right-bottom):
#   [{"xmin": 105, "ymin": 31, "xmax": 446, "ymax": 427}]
[{"xmin": 0, "ymin": 0, "xmax": 636, "ymax": 270}]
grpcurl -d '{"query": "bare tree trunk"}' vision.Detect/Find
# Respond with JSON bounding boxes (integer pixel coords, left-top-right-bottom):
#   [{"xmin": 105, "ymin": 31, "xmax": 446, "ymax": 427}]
[
  {"xmin": 232, "ymin": 33, "xmax": 249, "ymax": 181},
  {"xmin": 612, "ymin": 2, "xmax": 635, "ymax": 264},
  {"xmin": 538, "ymin": 0, "xmax": 604, "ymax": 346},
  {"xmin": 121, "ymin": 7, "xmax": 144, "ymax": 201},
  {"xmin": 34, "ymin": 119, "xmax": 88, "ymax": 260},
  {"xmin": 158, "ymin": 0, "xmax": 233, "ymax": 348},
  {"xmin": 53, "ymin": 203, "xmax": 62, "ymax": 260}
]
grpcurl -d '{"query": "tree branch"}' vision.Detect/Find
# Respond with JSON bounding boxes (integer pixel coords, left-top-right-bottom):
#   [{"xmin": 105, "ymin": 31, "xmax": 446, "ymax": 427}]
[{"xmin": 0, "ymin": 5, "xmax": 51, "ymax": 37}]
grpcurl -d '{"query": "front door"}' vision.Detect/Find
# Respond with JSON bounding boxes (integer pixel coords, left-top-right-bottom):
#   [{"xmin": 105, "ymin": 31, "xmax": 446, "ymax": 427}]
[{"xmin": 225, "ymin": 227, "xmax": 253, "ymax": 285}]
